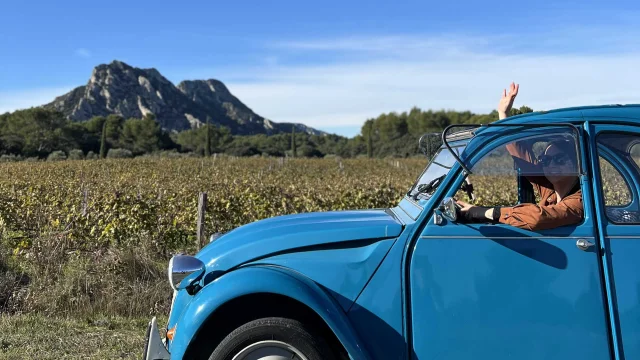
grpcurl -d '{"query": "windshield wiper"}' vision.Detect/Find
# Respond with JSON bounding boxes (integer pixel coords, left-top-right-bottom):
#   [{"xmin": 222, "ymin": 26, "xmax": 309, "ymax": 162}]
[{"xmin": 412, "ymin": 174, "xmax": 446, "ymax": 200}]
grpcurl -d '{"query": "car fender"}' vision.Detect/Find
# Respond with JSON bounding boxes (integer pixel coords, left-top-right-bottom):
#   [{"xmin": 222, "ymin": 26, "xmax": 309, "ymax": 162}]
[{"xmin": 169, "ymin": 265, "xmax": 372, "ymax": 360}]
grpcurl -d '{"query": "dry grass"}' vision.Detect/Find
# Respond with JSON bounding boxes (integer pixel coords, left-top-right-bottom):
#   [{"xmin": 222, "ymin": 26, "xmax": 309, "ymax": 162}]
[
  {"xmin": 0, "ymin": 314, "xmax": 165, "ymax": 359},
  {"xmin": 0, "ymin": 237, "xmax": 171, "ymax": 317}
]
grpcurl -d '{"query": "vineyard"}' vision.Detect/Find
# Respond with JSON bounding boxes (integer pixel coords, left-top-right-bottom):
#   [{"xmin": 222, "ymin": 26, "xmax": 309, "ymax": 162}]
[
  {"xmin": 0, "ymin": 157, "xmax": 425, "ymax": 319},
  {"xmin": 0, "ymin": 156, "xmax": 630, "ymax": 358},
  {"xmin": 0, "ymin": 157, "xmax": 424, "ymax": 255}
]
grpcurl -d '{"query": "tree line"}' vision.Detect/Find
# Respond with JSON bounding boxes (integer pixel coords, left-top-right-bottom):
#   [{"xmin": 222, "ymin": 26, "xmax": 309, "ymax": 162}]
[{"xmin": 0, "ymin": 105, "xmax": 533, "ymax": 160}]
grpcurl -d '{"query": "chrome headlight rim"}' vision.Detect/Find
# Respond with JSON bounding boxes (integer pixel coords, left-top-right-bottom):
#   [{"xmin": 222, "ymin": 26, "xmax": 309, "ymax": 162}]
[
  {"xmin": 168, "ymin": 254, "xmax": 206, "ymax": 291},
  {"xmin": 167, "ymin": 256, "xmax": 176, "ymax": 291}
]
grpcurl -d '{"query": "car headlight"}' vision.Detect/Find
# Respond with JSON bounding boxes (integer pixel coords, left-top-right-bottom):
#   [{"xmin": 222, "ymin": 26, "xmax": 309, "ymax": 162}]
[{"xmin": 167, "ymin": 255, "xmax": 206, "ymax": 291}]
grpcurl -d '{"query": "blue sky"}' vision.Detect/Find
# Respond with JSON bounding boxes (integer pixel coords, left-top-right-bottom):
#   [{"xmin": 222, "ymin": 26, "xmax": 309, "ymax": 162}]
[{"xmin": 1, "ymin": 0, "xmax": 640, "ymax": 137}]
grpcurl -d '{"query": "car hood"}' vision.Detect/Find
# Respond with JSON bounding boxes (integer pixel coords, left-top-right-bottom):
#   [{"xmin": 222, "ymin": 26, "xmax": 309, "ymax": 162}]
[{"xmin": 196, "ymin": 209, "xmax": 404, "ymax": 274}]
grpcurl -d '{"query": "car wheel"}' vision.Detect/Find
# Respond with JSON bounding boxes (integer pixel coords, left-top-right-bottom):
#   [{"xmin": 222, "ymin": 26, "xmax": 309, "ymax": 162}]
[{"xmin": 208, "ymin": 317, "xmax": 336, "ymax": 360}]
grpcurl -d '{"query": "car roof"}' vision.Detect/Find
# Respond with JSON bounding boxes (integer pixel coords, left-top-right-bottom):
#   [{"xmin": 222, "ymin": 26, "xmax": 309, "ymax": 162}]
[
  {"xmin": 495, "ymin": 103, "xmax": 640, "ymax": 124},
  {"xmin": 466, "ymin": 104, "xmax": 640, "ymax": 139},
  {"xmin": 447, "ymin": 104, "xmax": 640, "ymax": 159},
  {"xmin": 443, "ymin": 104, "xmax": 640, "ymax": 151}
]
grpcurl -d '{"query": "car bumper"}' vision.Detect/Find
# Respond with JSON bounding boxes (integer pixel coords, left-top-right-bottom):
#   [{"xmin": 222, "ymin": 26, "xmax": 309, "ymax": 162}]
[{"xmin": 143, "ymin": 317, "xmax": 171, "ymax": 360}]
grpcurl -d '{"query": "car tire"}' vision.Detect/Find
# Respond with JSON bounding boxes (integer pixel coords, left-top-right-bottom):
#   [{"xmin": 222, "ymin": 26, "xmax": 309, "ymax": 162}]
[{"xmin": 208, "ymin": 317, "xmax": 336, "ymax": 360}]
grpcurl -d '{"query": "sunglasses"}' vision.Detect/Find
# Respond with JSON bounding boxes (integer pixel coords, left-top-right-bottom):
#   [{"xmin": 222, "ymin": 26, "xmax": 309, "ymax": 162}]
[{"xmin": 537, "ymin": 154, "xmax": 570, "ymax": 167}]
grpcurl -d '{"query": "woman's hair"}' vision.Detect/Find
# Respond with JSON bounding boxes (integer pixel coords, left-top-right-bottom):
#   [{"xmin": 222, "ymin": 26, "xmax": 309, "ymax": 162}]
[{"xmin": 544, "ymin": 138, "xmax": 577, "ymax": 161}]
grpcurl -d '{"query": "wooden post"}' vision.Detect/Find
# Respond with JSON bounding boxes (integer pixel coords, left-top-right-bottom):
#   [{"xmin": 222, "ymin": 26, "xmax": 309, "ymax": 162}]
[
  {"xmin": 82, "ymin": 189, "xmax": 88, "ymax": 216},
  {"xmin": 197, "ymin": 192, "xmax": 208, "ymax": 249}
]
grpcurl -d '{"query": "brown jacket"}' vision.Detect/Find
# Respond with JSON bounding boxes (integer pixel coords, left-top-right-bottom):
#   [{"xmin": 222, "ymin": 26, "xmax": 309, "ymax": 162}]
[{"xmin": 497, "ymin": 141, "xmax": 583, "ymax": 231}]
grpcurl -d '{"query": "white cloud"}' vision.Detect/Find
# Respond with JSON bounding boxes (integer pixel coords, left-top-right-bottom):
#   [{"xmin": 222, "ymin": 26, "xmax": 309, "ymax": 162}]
[
  {"xmin": 75, "ymin": 48, "xmax": 92, "ymax": 58},
  {"xmin": 208, "ymin": 32, "xmax": 640, "ymax": 133},
  {"xmin": 0, "ymin": 87, "xmax": 75, "ymax": 114},
  {"xmin": 271, "ymin": 34, "xmax": 496, "ymax": 57},
  {"xmin": 7, "ymin": 32, "xmax": 640, "ymax": 138},
  {"xmin": 221, "ymin": 52, "xmax": 640, "ymax": 131}
]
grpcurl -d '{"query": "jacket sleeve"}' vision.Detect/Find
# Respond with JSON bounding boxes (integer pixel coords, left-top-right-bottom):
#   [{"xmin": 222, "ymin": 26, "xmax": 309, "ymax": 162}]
[
  {"xmin": 505, "ymin": 141, "xmax": 554, "ymax": 192},
  {"xmin": 498, "ymin": 192, "xmax": 583, "ymax": 231}
]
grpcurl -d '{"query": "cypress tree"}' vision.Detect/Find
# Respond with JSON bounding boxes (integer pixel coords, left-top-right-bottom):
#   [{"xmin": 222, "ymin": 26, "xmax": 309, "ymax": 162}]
[
  {"xmin": 367, "ymin": 123, "xmax": 373, "ymax": 158},
  {"xmin": 291, "ymin": 126, "xmax": 297, "ymax": 157},
  {"xmin": 205, "ymin": 117, "xmax": 211, "ymax": 157},
  {"xmin": 99, "ymin": 120, "xmax": 108, "ymax": 159}
]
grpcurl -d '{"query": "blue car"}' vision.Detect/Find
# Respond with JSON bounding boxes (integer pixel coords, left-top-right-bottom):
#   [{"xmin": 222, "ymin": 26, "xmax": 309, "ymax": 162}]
[{"xmin": 144, "ymin": 104, "xmax": 640, "ymax": 360}]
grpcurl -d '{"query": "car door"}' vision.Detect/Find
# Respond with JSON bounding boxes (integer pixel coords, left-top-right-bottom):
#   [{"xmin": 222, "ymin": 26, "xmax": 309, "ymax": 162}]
[
  {"xmin": 409, "ymin": 126, "xmax": 613, "ymax": 360},
  {"xmin": 589, "ymin": 124, "xmax": 640, "ymax": 360}
]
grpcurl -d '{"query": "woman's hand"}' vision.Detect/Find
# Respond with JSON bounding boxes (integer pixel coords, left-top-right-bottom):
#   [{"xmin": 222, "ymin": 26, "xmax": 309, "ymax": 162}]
[
  {"xmin": 498, "ymin": 82, "xmax": 519, "ymax": 120},
  {"xmin": 456, "ymin": 199, "xmax": 473, "ymax": 213},
  {"xmin": 456, "ymin": 199, "xmax": 495, "ymax": 222}
]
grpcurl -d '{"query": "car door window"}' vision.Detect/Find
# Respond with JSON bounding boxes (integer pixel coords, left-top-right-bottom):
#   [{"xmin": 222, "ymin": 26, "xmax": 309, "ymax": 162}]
[
  {"xmin": 456, "ymin": 143, "xmax": 519, "ymax": 206},
  {"xmin": 457, "ymin": 130, "xmax": 580, "ymax": 209},
  {"xmin": 599, "ymin": 156, "xmax": 631, "ymax": 207},
  {"xmin": 597, "ymin": 133, "xmax": 640, "ymax": 224}
]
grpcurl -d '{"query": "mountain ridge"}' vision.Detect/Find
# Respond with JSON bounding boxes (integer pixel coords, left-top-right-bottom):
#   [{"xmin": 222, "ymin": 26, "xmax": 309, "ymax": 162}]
[{"xmin": 43, "ymin": 60, "xmax": 325, "ymax": 136}]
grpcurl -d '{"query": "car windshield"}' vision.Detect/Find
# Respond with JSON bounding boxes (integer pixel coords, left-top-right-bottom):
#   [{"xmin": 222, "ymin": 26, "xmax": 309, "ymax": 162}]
[{"xmin": 408, "ymin": 144, "xmax": 466, "ymax": 201}]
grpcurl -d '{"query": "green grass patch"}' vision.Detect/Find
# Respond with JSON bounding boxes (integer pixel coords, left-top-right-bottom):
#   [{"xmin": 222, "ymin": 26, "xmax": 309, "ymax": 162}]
[{"xmin": 0, "ymin": 314, "xmax": 166, "ymax": 360}]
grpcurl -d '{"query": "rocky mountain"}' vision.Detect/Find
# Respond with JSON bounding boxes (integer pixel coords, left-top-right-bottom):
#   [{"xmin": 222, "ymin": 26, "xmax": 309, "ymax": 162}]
[{"xmin": 43, "ymin": 60, "xmax": 324, "ymax": 136}]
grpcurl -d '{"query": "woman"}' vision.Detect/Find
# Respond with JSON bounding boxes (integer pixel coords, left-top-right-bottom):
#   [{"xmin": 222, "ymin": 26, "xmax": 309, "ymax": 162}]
[{"xmin": 456, "ymin": 82, "xmax": 583, "ymax": 231}]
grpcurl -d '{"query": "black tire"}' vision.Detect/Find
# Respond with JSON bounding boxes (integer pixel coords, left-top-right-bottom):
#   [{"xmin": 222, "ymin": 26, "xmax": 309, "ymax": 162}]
[{"xmin": 208, "ymin": 317, "xmax": 336, "ymax": 360}]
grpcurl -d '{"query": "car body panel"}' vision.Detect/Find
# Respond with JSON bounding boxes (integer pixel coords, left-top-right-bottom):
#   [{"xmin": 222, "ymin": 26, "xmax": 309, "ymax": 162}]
[
  {"xmin": 167, "ymin": 266, "xmax": 372, "ymax": 360},
  {"xmin": 396, "ymin": 198, "xmax": 423, "ymax": 220},
  {"xmin": 410, "ymin": 234, "xmax": 611, "ymax": 359},
  {"xmin": 196, "ymin": 209, "xmax": 404, "ymax": 276},
  {"xmin": 347, "ymin": 231, "xmax": 412, "ymax": 360},
  {"xmin": 248, "ymin": 238, "xmax": 397, "ymax": 311}
]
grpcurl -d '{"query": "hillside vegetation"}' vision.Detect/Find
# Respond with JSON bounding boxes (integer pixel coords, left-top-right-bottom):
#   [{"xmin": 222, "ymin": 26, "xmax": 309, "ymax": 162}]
[{"xmin": 0, "ymin": 106, "xmax": 534, "ymax": 160}]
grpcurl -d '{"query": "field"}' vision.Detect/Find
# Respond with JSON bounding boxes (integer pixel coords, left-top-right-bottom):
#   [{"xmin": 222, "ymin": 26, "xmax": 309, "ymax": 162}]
[
  {"xmin": 0, "ymin": 156, "xmax": 425, "ymax": 359},
  {"xmin": 0, "ymin": 156, "xmax": 629, "ymax": 359}
]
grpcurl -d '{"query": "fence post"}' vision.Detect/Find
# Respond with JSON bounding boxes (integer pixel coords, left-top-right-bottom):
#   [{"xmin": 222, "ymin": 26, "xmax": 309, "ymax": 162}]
[
  {"xmin": 197, "ymin": 192, "xmax": 208, "ymax": 249},
  {"xmin": 82, "ymin": 189, "xmax": 88, "ymax": 216}
]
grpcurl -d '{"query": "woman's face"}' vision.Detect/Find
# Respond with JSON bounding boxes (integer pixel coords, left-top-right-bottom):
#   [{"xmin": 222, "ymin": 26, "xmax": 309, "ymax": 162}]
[{"xmin": 541, "ymin": 144, "xmax": 576, "ymax": 183}]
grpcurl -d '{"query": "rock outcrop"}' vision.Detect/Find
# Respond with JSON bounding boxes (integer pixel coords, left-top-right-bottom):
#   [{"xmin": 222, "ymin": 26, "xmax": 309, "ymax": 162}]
[{"xmin": 44, "ymin": 60, "xmax": 324, "ymax": 135}]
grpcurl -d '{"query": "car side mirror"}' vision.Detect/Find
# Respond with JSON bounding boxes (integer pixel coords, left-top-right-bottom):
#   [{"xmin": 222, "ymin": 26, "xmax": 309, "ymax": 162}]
[{"xmin": 438, "ymin": 197, "xmax": 458, "ymax": 222}]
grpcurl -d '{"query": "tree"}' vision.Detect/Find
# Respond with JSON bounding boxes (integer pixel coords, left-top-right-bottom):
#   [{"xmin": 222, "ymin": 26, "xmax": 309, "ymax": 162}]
[
  {"xmin": 100, "ymin": 120, "xmax": 108, "ymax": 159},
  {"xmin": 366, "ymin": 121, "xmax": 373, "ymax": 158},
  {"xmin": 175, "ymin": 123, "xmax": 232, "ymax": 155},
  {"xmin": 101, "ymin": 115, "xmax": 126, "ymax": 149},
  {"xmin": 204, "ymin": 117, "xmax": 211, "ymax": 157},
  {"xmin": 291, "ymin": 126, "xmax": 297, "ymax": 158},
  {"xmin": 0, "ymin": 108, "xmax": 71, "ymax": 157},
  {"xmin": 511, "ymin": 105, "xmax": 534, "ymax": 116},
  {"xmin": 120, "ymin": 115, "xmax": 166, "ymax": 155},
  {"xmin": 0, "ymin": 103, "xmax": 536, "ymax": 159}
]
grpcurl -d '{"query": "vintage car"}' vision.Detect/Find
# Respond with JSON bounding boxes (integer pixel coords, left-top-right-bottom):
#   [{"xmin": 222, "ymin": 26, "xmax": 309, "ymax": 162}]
[{"xmin": 144, "ymin": 104, "xmax": 640, "ymax": 360}]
